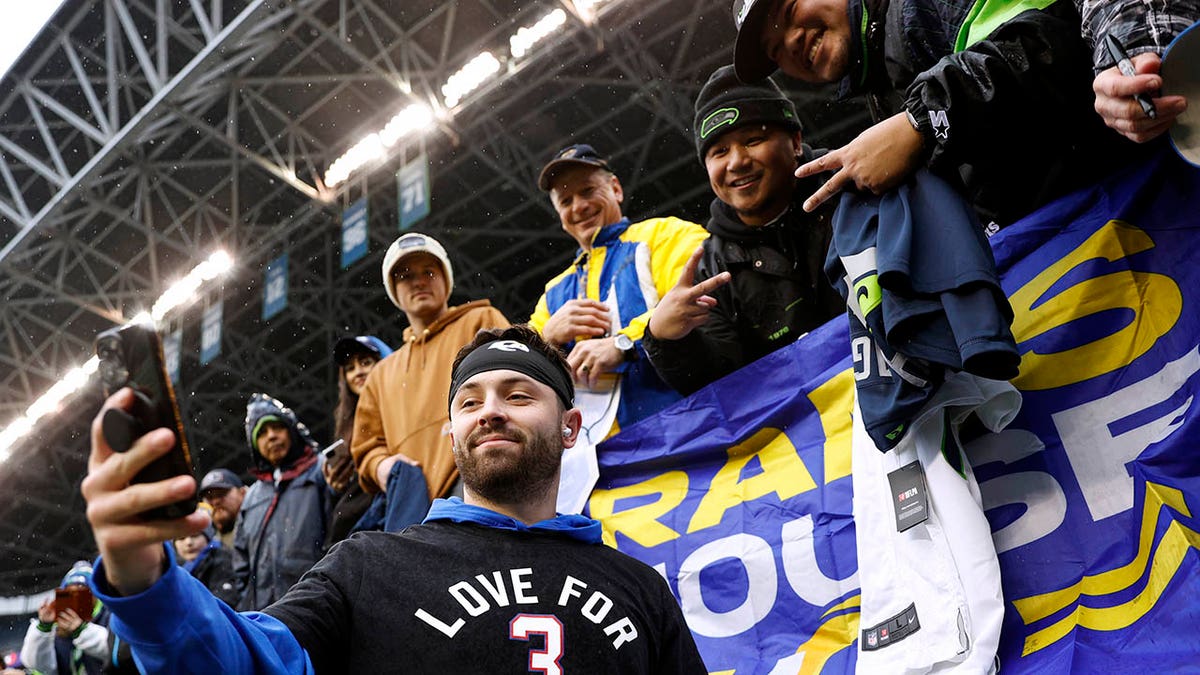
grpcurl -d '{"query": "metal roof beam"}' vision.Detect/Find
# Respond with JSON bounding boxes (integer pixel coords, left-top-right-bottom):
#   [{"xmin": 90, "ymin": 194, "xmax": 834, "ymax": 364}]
[{"xmin": 0, "ymin": 0, "xmax": 296, "ymax": 265}]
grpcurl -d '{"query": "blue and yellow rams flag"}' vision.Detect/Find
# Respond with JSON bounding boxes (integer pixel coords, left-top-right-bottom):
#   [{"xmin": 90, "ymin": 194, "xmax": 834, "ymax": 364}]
[{"xmin": 588, "ymin": 146, "xmax": 1200, "ymax": 674}]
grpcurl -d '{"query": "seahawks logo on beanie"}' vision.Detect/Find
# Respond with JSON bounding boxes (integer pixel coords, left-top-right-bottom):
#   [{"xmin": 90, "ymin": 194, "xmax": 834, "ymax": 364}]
[{"xmin": 700, "ymin": 107, "xmax": 740, "ymax": 140}]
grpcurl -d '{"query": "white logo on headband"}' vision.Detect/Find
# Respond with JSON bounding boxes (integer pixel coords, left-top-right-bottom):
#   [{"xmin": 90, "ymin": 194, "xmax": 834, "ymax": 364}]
[{"xmin": 487, "ymin": 340, "xmax": 530, "ymax": 353}]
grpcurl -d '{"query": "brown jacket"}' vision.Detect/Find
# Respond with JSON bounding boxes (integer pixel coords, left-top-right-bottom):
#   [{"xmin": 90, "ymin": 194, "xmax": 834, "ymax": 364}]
[{"xmin": 351, "ymin": 300, "xmax": 509, "ymax": 498}]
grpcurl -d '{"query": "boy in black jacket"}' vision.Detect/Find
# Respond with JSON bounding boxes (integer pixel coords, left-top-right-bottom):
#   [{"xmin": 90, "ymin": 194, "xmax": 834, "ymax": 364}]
[{"xmin": 644, "ymin": 66, "xmax": 843, "ymax": 395}]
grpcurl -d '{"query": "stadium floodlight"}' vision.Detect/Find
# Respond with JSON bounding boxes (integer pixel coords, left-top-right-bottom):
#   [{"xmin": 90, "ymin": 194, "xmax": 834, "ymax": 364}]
[
  {"xmin": 379, "ymin": 104, "xmax": 435, "ymax": 147},
  {"xmin": 0, "ymin": 250, "xmax": 234, "ymax": 456},
  {"xmin": 572, "ymin": 0, "xmax": 614, "ymax": 23},
  {"xmin": 323, "ymin": 103, "xmax": 433, "ymax": 189},
  {"xmin": 25, "ymin": 361, "xmax": 96, "ymax": 423},
  {"xmin": 323, "ymin": 0, "xmax": 624, "ymax": 188},
  {"xmin": 0, "ymin": 418, "xmax": 32, "ymax": 460},
  {"xmin": 151, "ymin": 249, "xmax": 235, "ymax": 321},
  {"xmin": 441, "ymin": 51, "xmax": 501, "ymax": 109},
  {"xmin": 510, "ymin": 9, "xmax": 568, "ymax": 59},
  {"xmin": 325, "ymin": 133, "xmax": 385, "ymax": 189}
]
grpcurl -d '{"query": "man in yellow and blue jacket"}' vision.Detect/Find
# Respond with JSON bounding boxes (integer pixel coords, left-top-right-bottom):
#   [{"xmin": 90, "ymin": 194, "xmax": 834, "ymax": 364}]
[{"xmin": 530, "ymin": 144, "xmax": 709, "ymax": 437}]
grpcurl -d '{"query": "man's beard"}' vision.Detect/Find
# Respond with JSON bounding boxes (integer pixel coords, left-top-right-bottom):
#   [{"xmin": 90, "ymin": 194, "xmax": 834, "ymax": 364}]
[
  {"xmin": 212, "ymin": 511, "xmax": 235, "ymax": 533},
  {"xmin": 453, "ymin": 422, "xmax": 562, "ymax": 505}
]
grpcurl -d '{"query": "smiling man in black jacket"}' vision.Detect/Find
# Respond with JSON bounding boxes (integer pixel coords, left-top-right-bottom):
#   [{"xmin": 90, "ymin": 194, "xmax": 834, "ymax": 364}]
[{"xmin": 643, "ymin": 66, "xmax": 843, "ymax": 395}]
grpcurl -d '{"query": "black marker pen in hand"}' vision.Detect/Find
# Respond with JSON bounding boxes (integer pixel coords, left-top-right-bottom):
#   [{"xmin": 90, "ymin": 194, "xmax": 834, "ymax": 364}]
[{"xmin": 1105, "ymin": 34, "xmax": 1158, "ymax": 119}]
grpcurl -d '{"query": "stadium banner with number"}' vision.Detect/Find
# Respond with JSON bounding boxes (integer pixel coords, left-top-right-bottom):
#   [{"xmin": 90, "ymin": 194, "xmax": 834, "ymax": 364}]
[
  {"xmin": 590, "ymin": 149, "xmax": 1200, "ymax": 674},
  {"xmin": 263, "ymin": 253, "xmax": 288, "ymax": 320},
  {"xmin": 199, "ymin": 299, "xmax": 223, "ymax": 366},
  {"xmin": 397, "ymin": 155, "xmax": 430, "ymax": 230},
  {"xmin": 342, "ymin": 198, "xmax": 369, "ymax": 269}
]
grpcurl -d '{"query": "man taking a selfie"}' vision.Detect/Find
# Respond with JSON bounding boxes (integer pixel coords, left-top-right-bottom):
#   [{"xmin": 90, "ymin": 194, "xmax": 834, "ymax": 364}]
[{"xmin": 82, "ymin": 326, "xmax": 705, "ymax": 673}]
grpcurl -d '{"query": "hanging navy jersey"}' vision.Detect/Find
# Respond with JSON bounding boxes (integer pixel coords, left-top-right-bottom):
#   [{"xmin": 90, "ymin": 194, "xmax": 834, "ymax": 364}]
[{"xmin": 825, "ymin": 170, "xmax": 1019, "ymax": 451}]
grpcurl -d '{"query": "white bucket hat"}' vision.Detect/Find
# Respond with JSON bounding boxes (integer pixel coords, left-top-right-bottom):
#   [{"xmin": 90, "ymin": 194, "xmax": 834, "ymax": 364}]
[{"xmin": 381, "ymin": 232, "xmax": 454, "ymax": 309}]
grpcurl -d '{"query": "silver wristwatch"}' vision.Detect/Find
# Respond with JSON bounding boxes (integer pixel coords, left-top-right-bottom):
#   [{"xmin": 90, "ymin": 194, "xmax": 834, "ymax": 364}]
[{"xmin": 614, "ymin": 333, "xmax": 637, "ymax": 361}]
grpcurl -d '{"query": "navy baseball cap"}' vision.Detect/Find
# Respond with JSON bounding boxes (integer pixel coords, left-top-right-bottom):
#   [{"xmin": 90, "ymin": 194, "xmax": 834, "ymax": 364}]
[
  {"xmin": 732, "ymin": 0, "xmax": 779, "ymax": 83},
  {"xmin": 333, "ymin": 335, "xmax": 393, "ymax": 366},
  {"xmin": 199, "ymin": 468, "xmax": 243, "ymax": 494},
  {"xmin": 537, "ymin": 144, "xmax": 613, "ymax": 191}
]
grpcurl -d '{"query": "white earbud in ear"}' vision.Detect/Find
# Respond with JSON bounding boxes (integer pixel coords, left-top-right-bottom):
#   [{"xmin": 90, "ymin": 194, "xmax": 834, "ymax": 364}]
[{"xmin": 562, "ymin": 427, "xmax": 571, "ymax": 437}]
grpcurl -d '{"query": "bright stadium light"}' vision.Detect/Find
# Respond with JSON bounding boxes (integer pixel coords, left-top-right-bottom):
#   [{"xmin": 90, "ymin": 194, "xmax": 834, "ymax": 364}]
[
  {"xmin": 322, "ymin": 1, "xmax": 627, "ymax": 189},
  {"xmin": 380, "ymin": 104, "xmax": 434, "ymax": 146},
  {"xmin": 325, "ymin": 133, "xmax": 385, "ymax": 189},
  {"xmin": 510, "ymin": 9, "xmax": 567, "ymax": 59},
  {"xmin": 25, "ymin": 360, "xmax": 96, "ymax": 423},
  {"xmin": 0, "ymin": 250, "xmax": 234, "ymax": 456},
  {"xmin": 573, "ymin": 0, "xmax": 615, "ymax": 23},
  {"xmin": 151, "ymin": 249, "xmax": 236, "ymax": 321},
  {"xmin": 324, "ymin": 103, "xmax": 433, "ymax": 189},
  {"xmin": 441, "ymin": 51, "xmax": 501, "ymax": 108},
  {"xmin": 0, "ymin": 418, "xmax": 32, "ymax": 460}
]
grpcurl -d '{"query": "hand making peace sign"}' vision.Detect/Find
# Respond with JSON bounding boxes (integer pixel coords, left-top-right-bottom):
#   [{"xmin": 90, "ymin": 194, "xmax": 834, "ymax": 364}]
[{"xmin": 647, "ymin": 245, "xmax": 732, "ymax": 341}]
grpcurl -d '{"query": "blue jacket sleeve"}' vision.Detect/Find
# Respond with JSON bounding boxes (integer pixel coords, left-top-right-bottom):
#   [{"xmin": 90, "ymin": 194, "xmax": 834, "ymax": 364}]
[{"xmin": 90, "ymin": 545, "xmax": 315, "ymax": 675}]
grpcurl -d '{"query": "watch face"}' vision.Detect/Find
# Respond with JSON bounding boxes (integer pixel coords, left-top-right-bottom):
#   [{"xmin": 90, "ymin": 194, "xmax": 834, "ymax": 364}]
[{"xmin": 615, "ymin": 333, "xmax": 634, "ymax": 351}]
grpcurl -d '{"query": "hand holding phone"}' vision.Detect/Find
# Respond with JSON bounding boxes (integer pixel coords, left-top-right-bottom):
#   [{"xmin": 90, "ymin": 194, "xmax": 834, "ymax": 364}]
[{"xmin": 95, "ymin": 323, "xmax": 197, "ymax": 520}]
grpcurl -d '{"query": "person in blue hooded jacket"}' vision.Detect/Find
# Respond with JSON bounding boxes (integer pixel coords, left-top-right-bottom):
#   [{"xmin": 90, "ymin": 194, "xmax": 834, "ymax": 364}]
[
  {"xmin": 232, "ymin": 393, "xmax": 329, "ymax": 611},
  {"xmin": 81, "ymin": 325, "xmax": 705, "ymax": 674}
]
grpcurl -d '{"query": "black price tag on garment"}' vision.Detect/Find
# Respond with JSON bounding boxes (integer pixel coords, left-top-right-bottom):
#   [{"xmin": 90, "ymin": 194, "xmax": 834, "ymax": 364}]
[{"xmin": 887, "ymin": 461, "xmax": 929, "ymax": 532}]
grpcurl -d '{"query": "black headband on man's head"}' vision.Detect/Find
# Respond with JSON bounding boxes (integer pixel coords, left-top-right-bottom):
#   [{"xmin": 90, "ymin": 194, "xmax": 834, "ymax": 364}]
[{"xmin": 448, "ymin": 339, "xmax": 575, "ymax": 412}]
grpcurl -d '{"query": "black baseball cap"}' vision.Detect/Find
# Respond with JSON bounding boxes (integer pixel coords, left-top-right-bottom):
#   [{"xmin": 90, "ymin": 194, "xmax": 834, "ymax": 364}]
[
  {"xmin": 537, "ymin": 144, "xmax": 613, "ymax": 191},
  {"xmin": 333, "ymin": 335, "xmax": 393, "ymax": 366},
  {"xmin": 199, "ymin": 468, "xmax": 243, "ymax": 495},
  {"xmin": 732, "ymin": 0, "xmax": 779, "ymax": 83}
]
